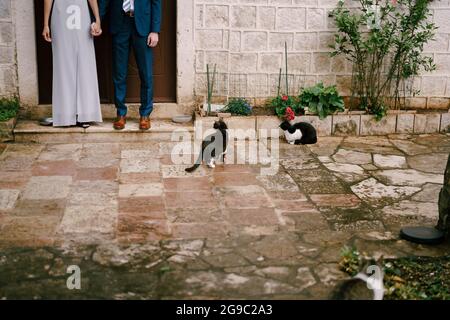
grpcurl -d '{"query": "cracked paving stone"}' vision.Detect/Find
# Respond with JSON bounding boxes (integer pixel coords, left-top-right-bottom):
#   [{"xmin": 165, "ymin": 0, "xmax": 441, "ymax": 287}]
[
  {"xmin": 341, "ymin": 137, "xmax": 402, "ymax": 155},
  {"xmin": 0, "ymin": 189, "xmax": 20, "ymax": 210},
  {"xmin": 373, "ymin": 154, "xmax": 407, "ymax": 169},
  {"xmin": 411, "ymin": 183, "xmax": 442, "ymax": 203},
  {"xmin": 307, "ymin": 137, "xmax": 343, "ymax": 156},
  {"xmin": 373, "ymin": 169, "xmax": 443, "ymax": 187},
  {"xmin": 324, "ymin": 162, "xmax": 365, "ymax": 175},
  {"xmin": 351, "ymin": 178, "xmax": 421, "ymax": 205},
  {"xmin": 407, "ymin": 153, "xmax": 448, "ymax": 174},
  {"xmin": 381, "ymin": 200, "xmax": 438, "ymax": 220},
  {"xmin": 389, "ymin": 139, "xmax": 431, "ymax": 155},
  {"xmin": 332, "ymin": 149, "xmax": 372, "ymax": 165},
  {"xmin": 323, "ymin": 163, "xmax": 369, "ymax": 183}
]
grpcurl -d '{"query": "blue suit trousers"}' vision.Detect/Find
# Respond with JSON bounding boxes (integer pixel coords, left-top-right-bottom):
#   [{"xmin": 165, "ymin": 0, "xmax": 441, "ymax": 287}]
[{"xmin": 113, "ymin": 16, "xmax": 154, "ymax": 117}]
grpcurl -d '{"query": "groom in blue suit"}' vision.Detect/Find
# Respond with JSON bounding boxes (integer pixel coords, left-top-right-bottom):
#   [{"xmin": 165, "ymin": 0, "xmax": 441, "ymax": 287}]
[{"xmin": 98, "ymin": 0, "xmax": 162, "ymax": 130}]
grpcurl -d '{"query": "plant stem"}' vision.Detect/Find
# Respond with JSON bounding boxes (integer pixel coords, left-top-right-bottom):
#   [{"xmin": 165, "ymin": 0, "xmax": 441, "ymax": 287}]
[
  {"xmin": 277, "ymin": 68, "xmax": 282, "ymax": 97},
  {"xmin": 285, "ymin": 42, "xmax": 289, "ymax": 96}
]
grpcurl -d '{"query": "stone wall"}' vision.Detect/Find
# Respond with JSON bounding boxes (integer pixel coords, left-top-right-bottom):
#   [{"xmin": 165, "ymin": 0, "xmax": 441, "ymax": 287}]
[
  {"xmin": 0, "ymin": 0, "xmax": 17, "ymax": 97},
  {"xmin": 194, "ymin": 0, "xmax": 450, "ymax": 109}
]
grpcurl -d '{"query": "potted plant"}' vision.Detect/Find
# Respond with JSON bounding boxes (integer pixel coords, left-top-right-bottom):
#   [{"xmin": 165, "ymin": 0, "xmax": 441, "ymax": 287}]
[
  {"xmin": 221, "ymin": 98, "xmax": 253, "ymax": 116},
  {"xmin": 298, "ymin": 82, "xmax": 345, "ymax": 119},
  {"xmin": 0, "ymin": 97, "xmax": 19, "ymax": 142}
]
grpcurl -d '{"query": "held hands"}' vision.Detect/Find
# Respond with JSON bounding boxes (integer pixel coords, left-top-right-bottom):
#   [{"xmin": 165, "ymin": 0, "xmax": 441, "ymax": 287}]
[
  {"xmin": 90, "ymin": 22, "xmax": 102, "ymax": 37},
  {"xmin": 147, "ymin": 32, "xmax": 159, "ymax": 47},
  {"xmin": 42, "ymin": 26, "xmax": 51, "ymax": 42}
]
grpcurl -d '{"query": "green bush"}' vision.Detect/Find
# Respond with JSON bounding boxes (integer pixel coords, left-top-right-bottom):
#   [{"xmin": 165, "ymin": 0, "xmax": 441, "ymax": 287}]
[
  {"xmin": 269, "ymin": 95, "xmax": 304, "ymax": 119},
  {"xmin": 0, "ymin": 97, "xmax": 19, "ymax": 122},
  {"xmin": 331, "ymin": 0, "xmax": 436, "ymax": 119},
  {"xmin": 299, "ymin": 82, "xmax": 345, "ymax": 119},
  {"xmin": 223, "ymin": 98, "xmax": 252, "ymax": 116}
]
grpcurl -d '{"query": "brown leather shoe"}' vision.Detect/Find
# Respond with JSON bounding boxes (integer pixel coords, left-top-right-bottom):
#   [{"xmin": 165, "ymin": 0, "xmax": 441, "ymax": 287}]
[
  {"xmin": 113, "ymin": 116, "xmax": 126, "ymax": 130},
  {"xmin": 139, "ymin": 116, "xmax": 151, "ymax": 130}
]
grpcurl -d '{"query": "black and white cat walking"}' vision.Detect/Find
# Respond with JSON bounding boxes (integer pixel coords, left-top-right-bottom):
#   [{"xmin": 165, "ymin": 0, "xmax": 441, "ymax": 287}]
[{"xmin": 185, "ymin": 120, "xmax": 229, "ymax": 173}]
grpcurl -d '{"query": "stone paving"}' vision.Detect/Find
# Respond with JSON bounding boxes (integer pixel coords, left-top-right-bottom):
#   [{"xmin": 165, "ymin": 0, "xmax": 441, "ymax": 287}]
[{"xmin": 0, "ymin": 134, "xmax": 449, "ymax": 299}]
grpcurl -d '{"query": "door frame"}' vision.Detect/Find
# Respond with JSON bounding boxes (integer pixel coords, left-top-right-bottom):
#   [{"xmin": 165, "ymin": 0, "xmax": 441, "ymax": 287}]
[{"xmin": 14, "ymin": 0, "xmax": 195, "ymax": 106}]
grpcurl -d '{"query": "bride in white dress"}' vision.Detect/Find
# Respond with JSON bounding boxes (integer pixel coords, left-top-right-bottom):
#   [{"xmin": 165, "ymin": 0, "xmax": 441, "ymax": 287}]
[{"xmin": 42, "ymin": 0, "xmax": 103, "ymax": 127}]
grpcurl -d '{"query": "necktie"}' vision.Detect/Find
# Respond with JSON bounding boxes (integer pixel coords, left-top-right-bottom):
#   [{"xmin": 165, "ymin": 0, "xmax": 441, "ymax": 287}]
[{"xmin": 123, "ymin": 0, "xmax": 132, "ymax": 13}]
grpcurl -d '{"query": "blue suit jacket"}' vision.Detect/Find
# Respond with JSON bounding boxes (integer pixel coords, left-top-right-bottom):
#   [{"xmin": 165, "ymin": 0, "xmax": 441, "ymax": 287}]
[{"xmin": 99, "ymin": 0, "xmax": 162, "ymax": 37}]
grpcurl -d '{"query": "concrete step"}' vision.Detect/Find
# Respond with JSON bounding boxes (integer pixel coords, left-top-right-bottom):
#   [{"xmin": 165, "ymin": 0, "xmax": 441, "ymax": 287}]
[
  {"xmin": 14, "ymin": 120, "xmax": 194, "ymax": 143},
  {"xmin": 20, "ymin": 103, "xmax": 195, "ymax": 120}
]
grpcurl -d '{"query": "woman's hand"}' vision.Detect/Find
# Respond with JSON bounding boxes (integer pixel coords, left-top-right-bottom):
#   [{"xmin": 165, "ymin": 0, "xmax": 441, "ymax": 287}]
[
  {"xmin": 42, "ymin": 26, "xmax": 51, "ymax": 42},
  {"xmin": 91, "ymin": 21, "xmax": 102, "ymax": 36}
]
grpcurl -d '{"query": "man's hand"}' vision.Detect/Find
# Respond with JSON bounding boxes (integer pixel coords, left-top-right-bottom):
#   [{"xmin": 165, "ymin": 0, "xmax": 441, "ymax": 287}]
[
  {"xmin": 147, "ymin": 32, "xmax": 159, "ymax": 47},
  {"xmin": 42, "ymin": 26, "xmax": 51, "ymax": 42},
  {"xmin": 91, "ymin": 22, "xmax": 102, "ymax": 37}
]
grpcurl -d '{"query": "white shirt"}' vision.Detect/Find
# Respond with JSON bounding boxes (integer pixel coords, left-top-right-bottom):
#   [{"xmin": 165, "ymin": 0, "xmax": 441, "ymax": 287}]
[{"xmin": 123, "ymin": 0, "xmax": 135, "ymax": 12}]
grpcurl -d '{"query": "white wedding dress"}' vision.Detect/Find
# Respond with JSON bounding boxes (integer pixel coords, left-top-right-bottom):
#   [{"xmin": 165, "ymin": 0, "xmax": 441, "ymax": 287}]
[{"xmin": 51, "ymin": 0, "xmax": 102, "ymax": 126}]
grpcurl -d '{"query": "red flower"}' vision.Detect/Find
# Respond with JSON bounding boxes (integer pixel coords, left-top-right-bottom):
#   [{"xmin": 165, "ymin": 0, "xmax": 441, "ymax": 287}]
[
  {"xmin": 285, "ymin": 107, "xmax": 295, "ymax": 121},
  {"xmin": 282, "ymin": 95, "xmax": 289, "ymax": 102}
]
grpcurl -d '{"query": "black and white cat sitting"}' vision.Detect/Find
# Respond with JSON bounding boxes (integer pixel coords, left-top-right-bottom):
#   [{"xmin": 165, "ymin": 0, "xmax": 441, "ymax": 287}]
[
  {"xmin": 185, "ymin": 119, "xmax": 229, "ymax": 173},
  {"xmin": 279, "ymin": 120, "xmax": 317, "ymax": 145}
]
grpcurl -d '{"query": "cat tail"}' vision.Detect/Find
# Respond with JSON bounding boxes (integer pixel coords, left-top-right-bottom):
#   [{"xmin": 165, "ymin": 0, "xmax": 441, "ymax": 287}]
[{"xmin": 185, "ymin": 153, "xmax": 202, "ymax": 172}]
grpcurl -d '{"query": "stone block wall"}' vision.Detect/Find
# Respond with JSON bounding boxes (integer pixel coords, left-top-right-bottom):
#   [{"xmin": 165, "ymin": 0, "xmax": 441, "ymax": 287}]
[
  {"xmin": 0, "ymin": 0, "xmax": 17, "ymax": 97},
  {"xmin": 194, "ymin": 0, "xmax": 450, "ymax": 109}
]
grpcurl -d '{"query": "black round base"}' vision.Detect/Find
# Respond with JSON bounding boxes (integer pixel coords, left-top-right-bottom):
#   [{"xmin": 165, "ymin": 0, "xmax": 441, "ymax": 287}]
[
  {"xmin": 400, "ymin": 226, "xmax": 445, "ymax": 245},
  {"xmin": 39, "ymin": 117, "xmax": 53, "ymax": 126}
]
